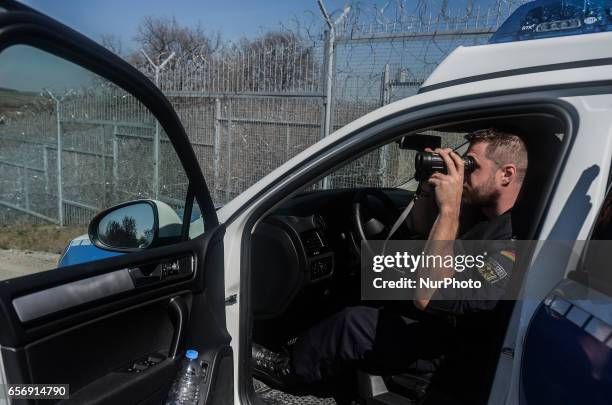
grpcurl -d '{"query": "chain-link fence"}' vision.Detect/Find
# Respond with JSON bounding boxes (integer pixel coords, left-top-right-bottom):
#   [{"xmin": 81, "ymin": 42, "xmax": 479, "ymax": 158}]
[{"xmin": 0, "ymin": 1, "xmax": 525, "ymax": 226}]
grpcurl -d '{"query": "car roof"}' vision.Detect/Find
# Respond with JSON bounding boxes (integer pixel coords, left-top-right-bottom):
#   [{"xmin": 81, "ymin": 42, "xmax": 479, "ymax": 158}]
[
  {"xmin": 421, "ymin": 31, "xmax": 612, "ymax": 92},
  {"xmin": 70, "ymin": 233, "xmax": 90, "ymax": 243}
]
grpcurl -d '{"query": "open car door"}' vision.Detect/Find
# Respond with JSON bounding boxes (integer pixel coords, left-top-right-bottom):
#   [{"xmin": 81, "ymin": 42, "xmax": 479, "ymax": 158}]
[
  {"xmin": 0, "ymin": 2, "xmax": 232, "ymax": 404},
  {"xmin": 520, "ymin": 186, "xmax": 612, "ymax": 404}
]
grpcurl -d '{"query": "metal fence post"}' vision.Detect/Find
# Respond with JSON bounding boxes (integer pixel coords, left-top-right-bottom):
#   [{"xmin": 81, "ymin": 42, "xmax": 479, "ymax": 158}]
[
  {"xmin": 379, "ymin": 64, "xmax": 390, "ymax": 187},
  {"xmin": 381, "ymin": 63, "xmax": 390, "ymax": 106},
  {"xmin": 153, "ymin": 112, "xmax": 160, "ymax": 199},
  {"xmin": 319, "ymin": 29, "xmax": 331, "ymax": 144},
  {"xmin": 330, "ymin": 35, "xmax": 338, "ymax": 135},
  {"xmin": 285, "ymin": 124, "xmax": 291, "ymax": 160},
  {"xmin": 43, "ymin": 146, "xmax": 49, "ymax": 192},
  {"xmin": 213, "ymin": 98, "xmax": 221, "ymax": 202},
  {"xmin": 45, "ymin": 89, "xmax": 73, "ymax": 226},
  {"xmin": 495, "ymin": 4, "xmax": 501, "ymax": 27},
  {"xmin": 23, "ymin": 165, "xmax": 29, "ymax": 211},
  {"xmin": 56, "ymin": 99, "xmax": 63, "ymax": 226},
  {"xmin": 225, "ymin": 99, "xmax": 232, "ymax": 203},
  {"xmin": 141, "ymin": 50, "xmax": 175, "ymax": 200},
  {"xmin": 322, "ymin": 26, "xmax": 334, "ymax": 141},
  {"xmin": 101, "ymin": 126, "xmax": 107, "ymax": 206},
  {"xmin": 318, "ymin": 1, "xmax": 350, "ymax": 190},
  {"xmin": 112, "ymin": 125, "xmax": 118, "ymax": 203}
]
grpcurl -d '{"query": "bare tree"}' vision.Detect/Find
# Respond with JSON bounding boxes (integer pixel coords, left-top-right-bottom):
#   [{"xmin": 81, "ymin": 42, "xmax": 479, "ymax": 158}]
[
  {"xmin": 129, "ymin": 16, "xmax": 222, "ymax": 68},
  {"xmin": 231, "ymin": 31, "xmax": 318, "ymax": 92},
  {"xmin": 100, "ymin": 34, "xmax": 124, "ymax": 56}
]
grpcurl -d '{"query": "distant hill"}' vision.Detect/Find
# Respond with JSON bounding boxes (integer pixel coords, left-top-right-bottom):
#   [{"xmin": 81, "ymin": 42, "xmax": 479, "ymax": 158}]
[{"xmin": 0, "ymin": 87, "xmax": 42, "ymax": 116}]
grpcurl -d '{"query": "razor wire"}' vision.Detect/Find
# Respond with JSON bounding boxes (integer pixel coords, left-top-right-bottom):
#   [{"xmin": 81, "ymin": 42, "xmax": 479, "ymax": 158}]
[{"xmin": 0, "ymin": 0, "xmax": 527, "ymax": 226}]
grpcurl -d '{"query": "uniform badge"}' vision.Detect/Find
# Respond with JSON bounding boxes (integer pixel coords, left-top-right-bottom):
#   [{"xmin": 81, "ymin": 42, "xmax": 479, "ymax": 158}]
[
  {"xmin": 477, "ymin": 261, "xmax": 498, "ymax": 283},
  {"xmin": 477, "ymin": 257, "xmax": 508, "ymax": 284},
  {"xmin": 489, "ymin": 258, "xmax": 508, "ymax": 282}
]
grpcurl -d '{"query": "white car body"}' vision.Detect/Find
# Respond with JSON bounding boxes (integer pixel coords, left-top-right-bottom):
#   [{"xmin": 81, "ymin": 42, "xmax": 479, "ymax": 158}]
[{"xmin": 217, "ymin": 31, "xmax": 612, "ymax": 404}]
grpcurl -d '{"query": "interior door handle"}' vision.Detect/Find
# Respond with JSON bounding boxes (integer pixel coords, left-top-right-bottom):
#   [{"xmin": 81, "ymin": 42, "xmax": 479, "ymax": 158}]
[
  {"xmin": 168, "ymin": 296, "xmax": 189, "ymax": 359},
  {"xmin": 128, "ymin": 256, "xmax": 195, "ymax": 288}
]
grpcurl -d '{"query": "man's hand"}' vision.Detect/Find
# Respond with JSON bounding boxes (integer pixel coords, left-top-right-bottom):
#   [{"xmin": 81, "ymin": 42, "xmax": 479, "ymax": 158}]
[
  {"xmin": 414, "ymin": 148, "xmax": 463, "ymax": 311},
  {"xmin": 427, "ymin": 148, "xmax": 464, "ymax": 216}
]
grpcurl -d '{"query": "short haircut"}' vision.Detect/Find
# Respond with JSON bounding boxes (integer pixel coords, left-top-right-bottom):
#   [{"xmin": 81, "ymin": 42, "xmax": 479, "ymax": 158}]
[{"xmin": 465, "ymin": 128, "xmax": 528, "ymax": 182}]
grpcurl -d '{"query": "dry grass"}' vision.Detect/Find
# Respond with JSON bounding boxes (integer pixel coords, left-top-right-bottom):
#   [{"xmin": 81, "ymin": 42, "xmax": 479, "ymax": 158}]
[
  {"xmin": 0, "ymin": 224, "xmax": 87, "ymax": 254},
  {"xmin": 0, "ymin": 87, "xmax": 41, "ymax": 115}
]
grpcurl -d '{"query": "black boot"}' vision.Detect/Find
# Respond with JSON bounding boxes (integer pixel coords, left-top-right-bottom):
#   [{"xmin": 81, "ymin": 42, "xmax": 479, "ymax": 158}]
[{"xmin": 251, "ymin": 343, "xmax": 299, "ymax": 389}]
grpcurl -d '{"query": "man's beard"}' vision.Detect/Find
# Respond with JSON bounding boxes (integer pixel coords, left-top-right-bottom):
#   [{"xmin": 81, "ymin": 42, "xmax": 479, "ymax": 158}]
[{"xmin": 463, "ymin": 175, "xmax": 499, "ymax": 207}]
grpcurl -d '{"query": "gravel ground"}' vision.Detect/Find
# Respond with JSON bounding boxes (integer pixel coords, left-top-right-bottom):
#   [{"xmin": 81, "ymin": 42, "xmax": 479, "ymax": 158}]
[{"xmin": 0, "ymin": 249, "xmax": 60, "ymax": 281}]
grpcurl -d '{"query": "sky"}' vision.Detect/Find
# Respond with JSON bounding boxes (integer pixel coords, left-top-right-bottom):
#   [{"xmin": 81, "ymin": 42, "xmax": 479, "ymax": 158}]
[
  {"xmin": 3, "ymin": 0, "xmax": 510, "ymax": 93},
  {"xmin": 20, "ymin": 0, "xmax": 355, "ymax": 48},
  {"xmin": 19, "ymin": 0, "xmax": 504, "ymax": 49},
  {"xmin": 0, "ymin": 45, "xmax": 94, "ymax": 92},
  {"xmin": 5, "ymin": 0, "xmax": 355, "ymax": 92}
]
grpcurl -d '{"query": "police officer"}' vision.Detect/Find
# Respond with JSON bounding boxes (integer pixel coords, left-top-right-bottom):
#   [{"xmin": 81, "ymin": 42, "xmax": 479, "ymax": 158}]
[{"xmin": 252, "ymin": 128, "xmax": 528, "ymax": 389}]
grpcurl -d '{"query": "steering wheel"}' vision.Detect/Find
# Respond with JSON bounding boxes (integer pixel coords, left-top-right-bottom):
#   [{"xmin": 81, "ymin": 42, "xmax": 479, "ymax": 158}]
[{"xmin": 352, "ymin": 189, "xmax": 402, "ymax": 253}]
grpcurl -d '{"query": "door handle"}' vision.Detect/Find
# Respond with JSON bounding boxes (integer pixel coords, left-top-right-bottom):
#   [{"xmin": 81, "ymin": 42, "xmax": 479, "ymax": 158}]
[
  {"xmin": 168, "ymin": 296, "xmax": 189, "ymax": 359},
  {"xmin": 128, "ymin": 256, "xmax": 195, "ymax": 288}
]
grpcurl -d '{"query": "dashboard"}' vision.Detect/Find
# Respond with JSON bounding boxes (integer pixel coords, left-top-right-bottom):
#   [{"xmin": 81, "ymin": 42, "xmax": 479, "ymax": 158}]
[{"xmin": 250, "ymin": 188, "xmax": 414, "ymax": 319}]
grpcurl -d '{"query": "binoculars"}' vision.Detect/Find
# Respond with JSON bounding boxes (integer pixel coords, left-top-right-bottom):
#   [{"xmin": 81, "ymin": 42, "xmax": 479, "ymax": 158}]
[{"xmin": 414, "ymin": 151, "xmax": 475, "ymax": 181}]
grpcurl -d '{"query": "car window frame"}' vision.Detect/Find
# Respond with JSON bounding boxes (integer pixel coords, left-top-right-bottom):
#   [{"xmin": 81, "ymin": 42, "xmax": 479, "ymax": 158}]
[{"xmin": 236, "ymin": 95, "xmax": 579, "ymax": 403}]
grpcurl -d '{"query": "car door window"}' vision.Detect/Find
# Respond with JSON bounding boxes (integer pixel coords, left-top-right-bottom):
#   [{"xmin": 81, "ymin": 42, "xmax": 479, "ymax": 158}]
[{"xmin": 0, "ymin": 45, "xmax": 204, "ymax": 277}]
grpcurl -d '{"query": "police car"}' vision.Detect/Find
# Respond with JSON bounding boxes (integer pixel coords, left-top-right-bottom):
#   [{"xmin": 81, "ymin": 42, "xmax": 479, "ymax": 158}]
[
  {"xmin": 57, "ymin": 234, "xmax": 121, "ymax": 267},
  {"xmin": 490, "ymin": 0, "xmax": 612, "ymax": 43},
  {"xmin": 1, "ymin": 1, "xmax": 612, "ymax": 404}
]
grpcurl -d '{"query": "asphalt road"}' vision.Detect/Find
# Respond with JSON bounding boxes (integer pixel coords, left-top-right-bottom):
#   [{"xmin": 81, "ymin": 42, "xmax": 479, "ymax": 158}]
[{"xmin": 0, "ymin": 249, "xmax": 60, "ymax": 281}]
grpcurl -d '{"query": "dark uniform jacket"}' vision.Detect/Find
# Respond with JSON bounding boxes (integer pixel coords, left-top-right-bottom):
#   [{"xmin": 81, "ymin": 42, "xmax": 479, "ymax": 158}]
[{"xmin": 427, "ymin": 209, "xmax": 517, "ymax": 315}]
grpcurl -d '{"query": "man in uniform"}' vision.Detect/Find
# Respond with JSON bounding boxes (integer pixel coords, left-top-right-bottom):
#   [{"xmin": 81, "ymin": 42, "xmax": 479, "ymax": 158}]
[{"xmin": 252, "ymin": 128, "xmax": 528, "ymax": 388}]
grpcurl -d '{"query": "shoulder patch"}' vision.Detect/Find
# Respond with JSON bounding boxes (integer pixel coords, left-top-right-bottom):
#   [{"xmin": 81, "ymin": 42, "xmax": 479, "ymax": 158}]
[
  {"xmin": 488, "ymin": 257, "xmax": 508, "ymax": 282},
  {"xmin": 477, "ymin": 261, "xmax": 498, "ymax": 283},
  {"xmin": 477, "ymin": 257, "xmax": 509, "ymax": 284}
]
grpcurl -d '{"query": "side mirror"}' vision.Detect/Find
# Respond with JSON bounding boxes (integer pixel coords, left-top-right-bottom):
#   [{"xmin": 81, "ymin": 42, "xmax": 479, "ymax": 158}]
[{"xmin": 88, "ymin": 200, "xmax": 183, "ymax": 252}]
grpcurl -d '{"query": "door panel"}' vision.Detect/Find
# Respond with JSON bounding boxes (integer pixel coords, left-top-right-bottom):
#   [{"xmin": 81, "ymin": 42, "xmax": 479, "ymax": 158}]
[
  {"xmin": 521, "ymin": 280, "xmax": 612, "ymax": 405},
  {"xmin": 6, "ymin": 299, "xmax": 177, "ymax": 398},
  {"xmin": 0, "ymin": 4, "xmax": 230, "ymax": 405},
  {"xmin": 0, "ymin": 226, "xmax": 230, "ymax": 405},
  {"xmin": 1, "ymin": 235, "xmax": 209, "ymax": 345},
  {"xmin": 521, "ymin": 184, "xmax": 612, "ymax": 404}
]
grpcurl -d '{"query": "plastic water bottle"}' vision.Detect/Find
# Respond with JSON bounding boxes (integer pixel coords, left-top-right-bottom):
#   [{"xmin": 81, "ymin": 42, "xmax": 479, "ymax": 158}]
[{"xmin": 166, "ymin": 349, "xmax": 202, "ymax": 405}]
